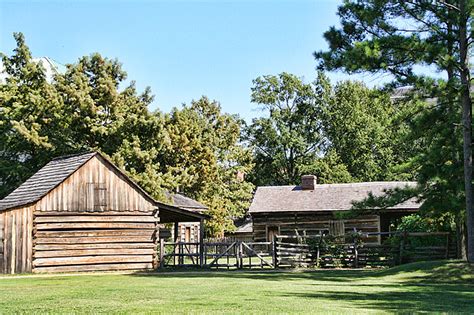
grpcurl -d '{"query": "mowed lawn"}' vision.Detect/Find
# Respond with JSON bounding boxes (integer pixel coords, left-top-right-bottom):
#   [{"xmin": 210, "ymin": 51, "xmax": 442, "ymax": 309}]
[{"xmin": 0, "ymin": 261, "xmax": 473, "ymax": 314}]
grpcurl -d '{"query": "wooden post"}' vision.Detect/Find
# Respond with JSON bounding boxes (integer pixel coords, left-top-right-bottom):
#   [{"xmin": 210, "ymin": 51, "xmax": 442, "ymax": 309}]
[
  {"xmin": 159, "ymin": 238, "xmax": 165, "ymax": 268},
  {"xmin": 153, "ymin": 209, "xmax": 160, "ymax": 269},
  {"xmin": 272, "ymin": 238, "xmax": 277, "ymax": 269},
  {"xmin": 199, "ymin": 219, "xmax": 204, "ymax": 267},
  {"xmin": 316, "ymin": 231, "xmax": 322, "ymax": 268},
  {"xmin": 353, "ymin": 233, "xmax": 359, "ymax": 268},
  {"xmin": 238, "ymin": 241, "xmax": 243, "ymax": 269},
  {"xmin": 399, "ymin": 232, "xmax": 406, "ymax": 265},
  {"xmin": 174, "ymin": 222, "xmax": 179, "ymax": 265}
]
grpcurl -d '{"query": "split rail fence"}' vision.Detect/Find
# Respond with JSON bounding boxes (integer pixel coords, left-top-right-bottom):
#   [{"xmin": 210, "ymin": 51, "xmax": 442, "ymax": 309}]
[{"xmin": 159, "ymin": 231, "xmax": 456, "ymax": 269}]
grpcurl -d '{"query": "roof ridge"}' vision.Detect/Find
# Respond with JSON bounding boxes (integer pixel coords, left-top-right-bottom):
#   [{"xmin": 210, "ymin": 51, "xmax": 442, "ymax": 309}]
[
  {"xmin": 257, "ymin": 181, "xmax": 417, "ymax": 189},
  {"xmin": 51, "ymin": 151, "xmax": 95, "ymax": 161}
]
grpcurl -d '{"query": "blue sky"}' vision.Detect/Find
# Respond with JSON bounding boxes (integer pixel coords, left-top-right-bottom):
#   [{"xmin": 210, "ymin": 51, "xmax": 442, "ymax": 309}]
[{"xmin": 0, "ymin": 0, "xmax": 382, "ymax": 121}]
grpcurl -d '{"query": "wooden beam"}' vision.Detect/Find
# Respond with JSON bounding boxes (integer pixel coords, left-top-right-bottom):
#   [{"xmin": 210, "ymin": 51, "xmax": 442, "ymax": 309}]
[
  {"xmin": 33, "ymin": 255, "xmax": 153, "ymax": 267},
  {"xmin": 33, "ymin": 262, "xmax": 153, "ymax": 273},
  {"xmin": 35, "ymin": 222, "xmax": 155, "ymax": 230},
  {"xmin": 199, "ymin": 219, "xmax": 204, "ymax": 267},
  {"xmin": 34, "ymin": 243, "xmax": 155, "ymax": 251}
]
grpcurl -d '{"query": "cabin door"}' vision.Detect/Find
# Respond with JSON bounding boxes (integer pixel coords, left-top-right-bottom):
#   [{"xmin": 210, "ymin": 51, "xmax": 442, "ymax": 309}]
[
  {"xmin": 185, "ymin": 226, "xmax": 191, "ymax": 243},
  {"xmin": 267, "ymin": 226, "xmax": 279, "ymax": 242}
]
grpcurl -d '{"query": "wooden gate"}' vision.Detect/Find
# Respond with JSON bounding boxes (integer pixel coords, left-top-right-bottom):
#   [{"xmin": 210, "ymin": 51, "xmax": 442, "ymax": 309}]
[{"xmin": 159, "ymin": 240, "xmax": 274, "ymax": 269}]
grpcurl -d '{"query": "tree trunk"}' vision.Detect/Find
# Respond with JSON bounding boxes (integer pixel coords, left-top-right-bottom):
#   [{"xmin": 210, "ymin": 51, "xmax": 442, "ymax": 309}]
[
  {"xmin": 459, "ymin": 0, "xmax": 473, "ymax": 262},
  {"xmin": 456, "ymin": 212, "xmax": 467, "ymax": 259}
]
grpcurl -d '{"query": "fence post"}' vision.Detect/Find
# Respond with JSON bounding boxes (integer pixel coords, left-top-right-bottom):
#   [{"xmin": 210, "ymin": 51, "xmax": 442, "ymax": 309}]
[
  {"xmin": 272, "ymin": 238, "xmax": 278, "ymax": 269},
  {"xmin": 238, "ymin": 241, "xmax": 243, "ymax": 269},
  {"xmin": 199, "ymin": 219, "xmax": 205, "ymax": 267},
  {"xmin": 316, "ymin": 231, "xmax": 322, "ymax": 268},
  {"xmin": 159, "ymin": 238, "xmax": 165, "ymax": 268},
  {"xmin": 353, "ymin": 233, "xmax": 359, "ymax": 268},
  {"xmin": 399, "ymin": 232, "xmax": 407, "ymax": 265}
]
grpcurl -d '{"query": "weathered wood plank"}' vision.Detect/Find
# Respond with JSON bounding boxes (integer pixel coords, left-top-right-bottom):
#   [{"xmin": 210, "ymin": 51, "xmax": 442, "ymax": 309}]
[
  {"xmin": 34, "ymin": 248, "xmax": 155, "ymax": 258},
  {"xmin": 33, "ymin": 262, "xmax": 153, "ymax": 273},
  {"xmin": 26, "ymin": 206, "xmax": 33, "ymax": 272},
  {"xmin": 33, "ymin": 255, "xmax": 153, "ymax": 267},
  {"xmin": 35, "ymin": 236, "xmax": 153, "ymax": 244},
  {"xmin": 34, "ymin": 243, "xmax": 156, "ymax": 251},
  {"xmin": 35, "ymin": 229, "xmax": 154, "ymax": 238},
  {"xmin": 35, "ymin": 222, "xmax": 155, "ymax": 230},
  {"xmin": 35, "ymin": 156, "xmax": 156, "ymax": 212},
  {"xmin": 34, "ymin": 216, "xmax": 157, "ymax": 223},
  {"xmin": 34, "ymin": 211, "xmax": 154, "ymax": 216}
]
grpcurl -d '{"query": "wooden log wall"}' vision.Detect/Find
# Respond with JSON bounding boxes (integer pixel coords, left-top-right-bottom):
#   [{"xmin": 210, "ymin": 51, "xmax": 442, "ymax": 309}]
[
  {"xmin": 1, "ymin": 206, "xmax": 34, "ymax": 274},
  {"xmin": 32, "ymin": 211, "xmax": 158, "ymax": 273},
  {"xmin": 252, "ymin": 212, "xmax": 381, "ymax": 244}
]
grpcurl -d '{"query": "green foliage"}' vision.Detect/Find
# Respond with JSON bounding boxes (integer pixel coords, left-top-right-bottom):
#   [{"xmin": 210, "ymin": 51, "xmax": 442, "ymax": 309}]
[
  {"xmin": 0, "ymin": 33, "xmax": 74, "ymax": 197},
  {"xmin": 315, "ymin": 0, "xmax": 473, "ymax": 252},
  {"xmin": 0, "ymin": 34, "xmax": 253, "ymax": 237},
  {"xmin": 158, "ymin": 98, "xmax": 254, "ymax": 237},
  {"xmin": 245, "ymin": 72, "xmax": 326, "ymax": 185},
  {"xmin": 321, "ymin": 79, "xmax": 413, "ymax": 181},
  {"xmin": 246, "ymin": 71, "xmax": 412, "ymax": 186},
  {"xmin": 394, "ymin": 214, "xmax": 450, "ymax": 233},
  {"xmin": 387, "ymin": 214, "xmax": 451, "ymax": 249}
]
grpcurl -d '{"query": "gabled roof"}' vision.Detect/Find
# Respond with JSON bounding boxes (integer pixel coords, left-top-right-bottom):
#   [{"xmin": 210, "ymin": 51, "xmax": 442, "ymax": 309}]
[
  {"xmin": 0, "ymin": 152, "xmax": 96, "ymax": 211},
  {"xmin": 0, "ymin": 152, "xmax": 207, "ymax": 220},
  {"xmin": 248, "ymin": 181, "xmax": 420, "ymax": 214}
]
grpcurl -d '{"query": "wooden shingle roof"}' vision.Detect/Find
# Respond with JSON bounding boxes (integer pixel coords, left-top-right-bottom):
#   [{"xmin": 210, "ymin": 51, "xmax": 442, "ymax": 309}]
[
  {"xmin": 0, "ymin": 152, "xmax": 96, "ymax": 211},
  {"xmin": 167, "ymin": 193, "xmax": 208, "ymax": 212},
  {"xmin": 249, "ymin": 181, "xmax": 420, "ymax": 213}
]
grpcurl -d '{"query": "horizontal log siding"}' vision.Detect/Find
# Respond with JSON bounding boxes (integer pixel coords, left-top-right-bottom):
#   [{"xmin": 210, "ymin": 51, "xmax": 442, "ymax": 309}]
[
  {"xmin": 252, "ymin": 212, "xmax": 380, "ymax": 244},
  {"xmin": 32, "ymin": 212, "xmax": 158, "ymax": 273},
  {"xmin": 35, "ymin": 155, "xmax": 155, "ymax": 212},
  {"xmin": 1, "ymin": 206, "xmax": 34, "ymax": 274}
]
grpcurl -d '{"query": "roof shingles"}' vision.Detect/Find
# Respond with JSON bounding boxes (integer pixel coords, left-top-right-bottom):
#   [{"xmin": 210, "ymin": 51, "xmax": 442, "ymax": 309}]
[
  {"xmin": 248, "ymin": 181, "xmax": 420, "ymax": 213},
  {"xmin": 0, "ymin": 152, "xmax": 96, "ymax": 211}
]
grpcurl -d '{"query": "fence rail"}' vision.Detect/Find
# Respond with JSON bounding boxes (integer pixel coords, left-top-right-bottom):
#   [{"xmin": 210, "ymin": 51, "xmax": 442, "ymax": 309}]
[{"xmin": 159, "ymin": 231, "xmax": 456, "ymax": 269}]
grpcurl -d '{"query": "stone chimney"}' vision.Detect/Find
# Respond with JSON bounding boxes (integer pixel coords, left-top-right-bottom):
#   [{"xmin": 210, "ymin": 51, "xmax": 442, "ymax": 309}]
[{"xmin": 301, "ymin": 175, "xmax": 317, "ymax": 190}]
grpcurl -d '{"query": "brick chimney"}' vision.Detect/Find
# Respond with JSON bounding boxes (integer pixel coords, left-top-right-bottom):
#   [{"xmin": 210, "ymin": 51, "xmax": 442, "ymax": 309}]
[{"xmin": 301, "ymin": 175, "xmax": 317, "ymax": 190}]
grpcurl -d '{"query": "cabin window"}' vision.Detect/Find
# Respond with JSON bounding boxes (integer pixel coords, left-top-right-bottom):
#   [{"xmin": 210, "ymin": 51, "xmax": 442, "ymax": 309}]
[
  {"xmin": 267, "ymin": 226, "xmax": 279, "ymax": 242},
  {"xmin": 328, "ymin": 220, "xmax": 345, "ymax": 236},
  {"xmin": 86, "ymin": 183, "xmax": 108, "ymax": 209}
]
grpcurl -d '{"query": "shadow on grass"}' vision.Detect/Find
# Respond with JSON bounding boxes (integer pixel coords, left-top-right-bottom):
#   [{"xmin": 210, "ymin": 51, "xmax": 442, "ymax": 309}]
[
  {"xmin": 132, "ymin": 260, "xmax": 474, "ymax": 313},
  {"xmin": 278, "ymin": 285, "xmax": 473, "ymax": 313},
  {"xmin": 136, "ymin": 260, "xmax": 473, "ymax": 283}
]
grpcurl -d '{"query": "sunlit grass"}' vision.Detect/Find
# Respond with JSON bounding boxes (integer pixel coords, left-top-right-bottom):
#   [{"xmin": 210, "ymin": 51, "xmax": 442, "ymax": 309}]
[{"xmin": 0, "ymin": 260, "xmax": 472, "ymax": 314}]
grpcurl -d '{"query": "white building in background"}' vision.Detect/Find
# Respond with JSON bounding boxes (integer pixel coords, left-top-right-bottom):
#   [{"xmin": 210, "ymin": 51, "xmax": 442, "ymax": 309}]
[{"xmin": 0, "ymin": 56, "xmax": 66, "ymax": 83}]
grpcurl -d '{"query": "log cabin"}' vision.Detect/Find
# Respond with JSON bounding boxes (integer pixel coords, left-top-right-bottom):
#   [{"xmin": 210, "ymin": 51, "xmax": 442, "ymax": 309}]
[
  {"xmin": 0, "ymin": 152, "xmax": 206, "ymax": 274},
  {"xmin": 248, "ymin": 175, "xmax": 420, "ymax": 244}
]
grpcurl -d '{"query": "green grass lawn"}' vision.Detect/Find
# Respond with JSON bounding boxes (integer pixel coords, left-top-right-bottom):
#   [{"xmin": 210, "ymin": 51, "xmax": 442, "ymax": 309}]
[{"xmin": 0, "ymin": 260, "xmax": 473, "ymax": 314}]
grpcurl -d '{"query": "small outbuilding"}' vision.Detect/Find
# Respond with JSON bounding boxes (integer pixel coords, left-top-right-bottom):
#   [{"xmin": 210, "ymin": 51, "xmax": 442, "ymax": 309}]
[
  {"xmin": 248, "ymin": 175, "xmax": 420, "ymax": 244},
  {"xmin": 0, "ymin": 152, "xmax": 206, "ymax": 274}
]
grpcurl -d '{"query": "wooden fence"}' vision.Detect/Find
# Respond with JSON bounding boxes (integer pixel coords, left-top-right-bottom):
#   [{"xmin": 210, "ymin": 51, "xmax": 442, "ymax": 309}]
[
  {"xmin": 159, "ymin": 231, "xmax": 456, "ymax": 269},
  {"xmin": 159, "ymin": 239, "xmax": 274, "ymax": 269}
]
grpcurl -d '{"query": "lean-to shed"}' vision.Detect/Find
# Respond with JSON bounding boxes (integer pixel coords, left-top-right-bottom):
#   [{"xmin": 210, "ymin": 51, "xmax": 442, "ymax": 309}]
[{"xmin": 0, "ymin": 152, "xmax": 206, "ymax": 274}]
